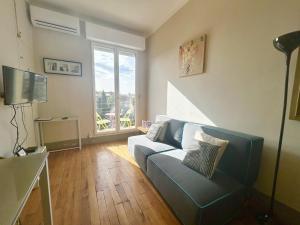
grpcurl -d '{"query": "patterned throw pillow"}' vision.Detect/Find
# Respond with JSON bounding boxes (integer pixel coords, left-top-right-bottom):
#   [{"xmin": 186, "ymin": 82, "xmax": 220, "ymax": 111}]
[
  {"xmin": 194, "ymin": 132, "xmax": 229, "ymax": 175},
  {"xmin": 146, "ymin": 123, "xmax": 163, "ymax": 141},
  {"xmin": 182, "ymin": 141, "xmax": 221, "ymax": 178}
]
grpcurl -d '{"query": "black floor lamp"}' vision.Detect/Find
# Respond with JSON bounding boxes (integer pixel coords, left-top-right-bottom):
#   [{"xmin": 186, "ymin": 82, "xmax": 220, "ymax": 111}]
[{"xmin": 257, "ymin": 30, "xmax": 300, "ymax": 224}]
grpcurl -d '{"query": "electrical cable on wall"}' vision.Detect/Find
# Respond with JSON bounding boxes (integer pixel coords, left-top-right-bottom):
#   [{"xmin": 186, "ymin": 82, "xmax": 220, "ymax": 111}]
[
  {"xmin": 20, "ymin": 105, "xmax": 28, "ymax": 147},
  {"xmin": 13, "ymin": 0, "xmax": 22, "ymax": 68},
  {"xmin": 10, "ymin": 105, "xmax": 29, "ymax": 156},
  {"xmin": 10, "ymin": 105, "xmax": 19, "ymax": 155}
]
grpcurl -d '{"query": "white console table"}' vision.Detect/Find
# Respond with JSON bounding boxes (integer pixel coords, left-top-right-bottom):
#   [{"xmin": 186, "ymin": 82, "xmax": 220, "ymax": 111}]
[
  {"xmin": 35, "ymin": 116, "xmax": 82, "ymax": 151},
  {"xmin": 0, "ymin": 152, "xmax": 53, "ymax": 225}
]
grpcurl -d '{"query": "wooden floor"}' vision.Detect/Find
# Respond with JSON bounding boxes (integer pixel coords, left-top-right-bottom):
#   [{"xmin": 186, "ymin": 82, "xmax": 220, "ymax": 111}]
[{"xmin": 20, "ymin": 141, "xmax": 261, "ymax": 225}]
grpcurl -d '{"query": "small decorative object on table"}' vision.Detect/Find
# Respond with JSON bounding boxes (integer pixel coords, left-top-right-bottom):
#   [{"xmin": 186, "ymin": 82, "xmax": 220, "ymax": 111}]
[
  {"xmin": 138, "ymin": 120, "xmax": 152, "ymax": 134},
  {"xmin": 142, "ymin": 120, "xmax": 152, "ymax": 128},
  {"xmin": 44, "ymin": 58, "xmax": 82, "ymax": 76}
]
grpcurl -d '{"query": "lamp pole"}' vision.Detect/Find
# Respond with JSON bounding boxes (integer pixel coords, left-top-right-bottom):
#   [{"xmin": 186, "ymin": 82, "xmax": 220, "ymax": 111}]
[
  {"xmin": 257, "ymin": 30, "xmax": 300, "ymax": 224},
  {"xmin": 269, "ymin": 53, "xmax": 291, "ymax": 215}
]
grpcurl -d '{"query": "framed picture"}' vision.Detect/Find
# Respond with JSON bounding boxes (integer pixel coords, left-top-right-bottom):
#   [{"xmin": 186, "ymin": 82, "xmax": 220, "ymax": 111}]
[
  {"xmin": 290, "ymin": 49, "xmax": 300, "ymax": 121},
  {"xmin": 43, "ymin": 58, "xmax": 82, "ymax": 76},
  {"xmin": 179, "ymin": 35, "xmax": 206, "ymax": 77}
]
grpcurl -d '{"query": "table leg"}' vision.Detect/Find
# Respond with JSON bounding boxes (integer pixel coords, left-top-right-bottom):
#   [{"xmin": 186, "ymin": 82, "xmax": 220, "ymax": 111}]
[
  {"xmin": 34, "ymin": 122, "xmax": 40, "ymax": 147},
  {"xmin": 39, "ymin": 159, "xmax": 53, "ymax": 225},
  {"xmin": 39, "ymin": 123, "xmax": 45, "ymax": 146},
  {"xmin": 77, "ymin": 119, "xmax": 82, "ymax": 150}
]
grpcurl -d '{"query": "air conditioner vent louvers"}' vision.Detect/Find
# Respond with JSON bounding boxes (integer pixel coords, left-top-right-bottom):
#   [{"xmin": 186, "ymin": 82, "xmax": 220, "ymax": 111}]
[{"xmin": 34, "ymin": 20, "xmax": 78, "ymax": 33}]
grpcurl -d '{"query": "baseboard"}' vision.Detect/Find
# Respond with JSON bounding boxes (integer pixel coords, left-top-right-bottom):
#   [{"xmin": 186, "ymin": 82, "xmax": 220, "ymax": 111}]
[
  {"xmin": 45, "ymin": 139, "xmax": 79, "ymax": 151},
  {"xmin": 252, "ymin": 189, "xmax": 300, "ymax": 225},
  {"xmin": 83, "ymin": 131, "xmax": 140, "ymax": 145},
  {"xmin": 45, "ymin": 131, "xmax": 140, "ymax": 151}
]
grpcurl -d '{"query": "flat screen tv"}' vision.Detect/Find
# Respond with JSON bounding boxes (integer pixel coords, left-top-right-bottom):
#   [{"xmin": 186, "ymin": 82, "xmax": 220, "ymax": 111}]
[{"xmin": 2, "ymin": 66, "xmax": 47, "ymax": 105}]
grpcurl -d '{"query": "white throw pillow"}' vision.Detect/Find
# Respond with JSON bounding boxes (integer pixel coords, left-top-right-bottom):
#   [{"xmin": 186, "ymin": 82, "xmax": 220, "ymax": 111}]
[{"xmin": 194, "ymin": 131, "xmax": 229, "ymax": 176}]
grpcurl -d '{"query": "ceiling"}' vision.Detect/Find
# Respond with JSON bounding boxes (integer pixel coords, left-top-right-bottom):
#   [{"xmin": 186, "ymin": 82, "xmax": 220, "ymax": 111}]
[{"xmin": 29, "ymin": 0, "xmax": 189, "ymax": 36}]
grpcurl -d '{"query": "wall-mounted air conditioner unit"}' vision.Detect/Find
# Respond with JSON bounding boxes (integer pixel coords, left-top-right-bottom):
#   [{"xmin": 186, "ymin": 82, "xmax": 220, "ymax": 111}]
[{"xmin": 30, "ymin": 5, "xmax": 80, "ymax": 36}]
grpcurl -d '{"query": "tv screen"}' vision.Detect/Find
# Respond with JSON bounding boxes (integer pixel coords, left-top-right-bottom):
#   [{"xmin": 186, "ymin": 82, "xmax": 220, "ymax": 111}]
[
  {"xmin": 32, "ymin": 73, "xmax": 47, "ymax": 103},
  {"xmin": 2, "ymin": 66, "xmax": 47, "ymax": 105}
]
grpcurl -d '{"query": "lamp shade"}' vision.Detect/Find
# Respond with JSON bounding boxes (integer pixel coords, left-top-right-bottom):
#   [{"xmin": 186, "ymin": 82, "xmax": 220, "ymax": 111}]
[{"xmin": 273, "ymin": 31, "xmax": 300, "ymax": 55}]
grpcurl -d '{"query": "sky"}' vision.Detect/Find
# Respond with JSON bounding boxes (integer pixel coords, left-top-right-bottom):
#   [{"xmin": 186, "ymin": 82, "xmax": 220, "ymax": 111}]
[{"xmin": 94, "ymin": 49, "xmax": 135, "ymax": 95}]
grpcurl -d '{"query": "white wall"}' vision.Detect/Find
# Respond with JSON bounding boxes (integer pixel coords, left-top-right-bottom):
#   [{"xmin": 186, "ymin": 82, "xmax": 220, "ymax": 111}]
[
  {"xmin": 147, "ymin": 0, "xmax": 300, "ymax": 211},
  {"xmin": 33, "ymin": 27, "xmax": 147, "ymax": 143},
  {"xmin": 0, "ymin": 0, "xmax": 37, "ymax": 157}
]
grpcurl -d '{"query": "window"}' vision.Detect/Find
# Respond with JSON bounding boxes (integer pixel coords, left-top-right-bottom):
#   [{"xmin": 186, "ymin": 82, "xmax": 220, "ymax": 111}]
[{"xmin": 93, "ymin": 44, "xmax": 136, "ymax": 133}]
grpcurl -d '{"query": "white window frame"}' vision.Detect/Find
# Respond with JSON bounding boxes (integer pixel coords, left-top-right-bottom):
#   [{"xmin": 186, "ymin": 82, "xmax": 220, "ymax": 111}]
[{"xmin": 91, "ymin": 42, "xmax": 138, "ymax": 136}]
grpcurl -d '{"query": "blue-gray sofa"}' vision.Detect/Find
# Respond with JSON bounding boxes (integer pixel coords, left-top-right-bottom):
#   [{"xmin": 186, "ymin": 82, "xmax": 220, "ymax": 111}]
[{"xmin": 128, "ymin": 115, "xmax": 264, "ymax": 225}]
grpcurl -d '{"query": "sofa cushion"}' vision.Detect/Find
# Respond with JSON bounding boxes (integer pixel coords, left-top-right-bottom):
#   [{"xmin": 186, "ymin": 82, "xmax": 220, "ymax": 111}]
[
  {"xmin": 195, "ymin": 132, "xmax": 229, "ymax": 177},
  {"xmin": 182, "ymin": 122, "xmax": 204, "ymax": 150},
  {"xmin": 147, "ymin": 150, "xmax": 246, "ymax": 225},
  {"xmin": 202, "ymin": 125, "xmax": 264, "ymax": 186},
  {"xmin": 128, "ymin": 135, "xmax": 175, "ymax": 172},
  {"xmin": 182, "ymin": 141, "xmax": 221, "ymax": 178},
  {"xmin": 157, "ymin": 121, "xmax": 169, "ymax": 142},
  {"xmin": 182, "ymin": 122, "xmax": 264, "ymax": 186},
  {"xmin": 146, "ymin": 123, "xmax": 163, "ymax": 141},
  {"xmin": 164, "ymin": 119, "xmax": 186, "ymax": 148},
  {"xmin": 134, "ymin": 145, "xmax": 173, "ymax": 172},
  {"xmin": 128, "ymin": 135, "xmax": 175, "ymax": 158}
]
